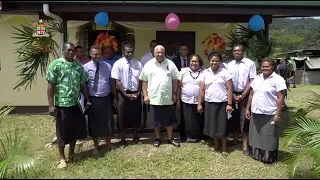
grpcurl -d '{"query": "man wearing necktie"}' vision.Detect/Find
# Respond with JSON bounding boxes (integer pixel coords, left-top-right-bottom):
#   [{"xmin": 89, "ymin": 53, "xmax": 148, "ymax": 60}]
[
  {"xmin": 172, "ymin": 44, "xmax": 189, "ymax": 141},
  {"xmin": 83, "ymin": 45, "xmax": 117, "ymax": 155},
  {"xmin": 226, "ymin": 44, "xmax": 257, "ymax": 156},
  {"xmin": 172, "ymin": 44, "xmax": 189, "ymax": 71},
  {"xmin": 111, "ymin": 43, "xmax": 143, "ymax": 146}
]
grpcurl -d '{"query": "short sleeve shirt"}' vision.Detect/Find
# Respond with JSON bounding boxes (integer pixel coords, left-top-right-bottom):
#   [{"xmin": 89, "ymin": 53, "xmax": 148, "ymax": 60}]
[
  {"xmin": 227, "ymin": 57, "xmax": 256, "ymax": 92},
  {"xmin": 111, "ymin": 57, "xmax": 143, "ymax": 91},
  {"xmin": 46, "ymin": 57, "xmax": 88, "ymax": 107},
  {"xmin": 178, "ymin": 67, "xmax": 204, "ymax": 104},
  {"xmin": 250, "ymin": 72, "xmax": 287, "ymax": 115},
  {"xmin": 139, "ymin": 58, "xmax": 179, "ymax": 105},
  {"xmin": 200, "ymin": 67, "xmax": 233, "ymax": 103}
]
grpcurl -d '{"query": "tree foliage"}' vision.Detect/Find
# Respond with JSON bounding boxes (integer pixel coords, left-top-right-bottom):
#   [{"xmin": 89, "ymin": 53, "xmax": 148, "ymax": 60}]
[
  {"xmin": 225, "ymin": 24, "xmax": 274, "ymax": 62},
  {"xmin": 270, "ymin": 18, "xmax": 320, "ymax": 53},
  {"xmin": 11, "ymin": 19, "xmax": 62, "ymax": 91},
  {"xmin": 282, "ymin": 91, "xmax": 320, "ymax": 177},
  {"xmin": 0, "ymin": 105, "xmax": 37, "ymax": 178}
]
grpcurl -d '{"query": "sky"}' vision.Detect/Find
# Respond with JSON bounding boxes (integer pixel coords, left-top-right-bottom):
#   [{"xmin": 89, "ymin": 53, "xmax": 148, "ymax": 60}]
[{"xmin": 289, "ymin": 16, "xmax": 320, "ymax": 19}]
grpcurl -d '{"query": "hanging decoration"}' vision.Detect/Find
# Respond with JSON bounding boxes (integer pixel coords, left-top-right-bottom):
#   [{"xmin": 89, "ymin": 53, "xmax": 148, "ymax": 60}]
[
  {"xmin": 94, "ymin": 12, "xmax": 109, "ymax": 27},
  {"xmin": 248, "ymin": 14, "xmax": 264, "ymax": 32},
  {"xmin": 165, "ymin": 13, "xmax": 180, "ymax": 30},
  {"xmin": 93, "ymin": 32, "xmax": 118, "ymax": 52},
  {"xmin": 201, "ymin": 32, "xmax": 226, "ymax": 57}
]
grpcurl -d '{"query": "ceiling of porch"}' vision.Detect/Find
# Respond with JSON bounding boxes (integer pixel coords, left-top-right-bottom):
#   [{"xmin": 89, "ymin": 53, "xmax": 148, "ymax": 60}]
[{"xmin": 3, "ymin": 1, "xmax": 320, "ymax": 22}]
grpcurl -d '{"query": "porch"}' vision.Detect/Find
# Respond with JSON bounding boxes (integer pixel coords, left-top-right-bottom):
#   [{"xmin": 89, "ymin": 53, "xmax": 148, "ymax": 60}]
[{"xmin": 1, "ymin": 1, "xmax": 320, "ymax": 112}]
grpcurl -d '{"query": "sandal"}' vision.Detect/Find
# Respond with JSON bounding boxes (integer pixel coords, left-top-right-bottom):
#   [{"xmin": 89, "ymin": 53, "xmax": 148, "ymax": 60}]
[
  {"xmin": 153, "ymin": 139, "xmax": 161, "ymax": 147},
  {"xmin": 57, "ymin": 159, "xmax": 67, "ymax": 169},
  {"xmin": 132, "ymin": 137, "xmax": 140, "ymax": 144}
]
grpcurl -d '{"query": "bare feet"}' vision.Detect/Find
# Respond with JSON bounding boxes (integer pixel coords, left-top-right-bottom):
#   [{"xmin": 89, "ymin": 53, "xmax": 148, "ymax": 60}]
[{"xmin": 57, "ymin": 159, "xmax": 67, "ymax": 169}]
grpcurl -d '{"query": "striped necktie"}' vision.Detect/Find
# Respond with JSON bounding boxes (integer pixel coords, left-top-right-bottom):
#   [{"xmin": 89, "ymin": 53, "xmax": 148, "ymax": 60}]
[
  {"xmin": 127, "ymin": 61, "xmax": 132, "ymax": 91},
  {"xmin": 233, "ymin": 61, "xmax": 241, "ymax": 92}
]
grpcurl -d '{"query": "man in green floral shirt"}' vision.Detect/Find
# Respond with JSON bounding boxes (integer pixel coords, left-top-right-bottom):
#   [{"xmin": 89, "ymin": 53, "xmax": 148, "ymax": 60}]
[{"xmin": 46, "ymin": 42, "xmax": 90, "ymax": 169}]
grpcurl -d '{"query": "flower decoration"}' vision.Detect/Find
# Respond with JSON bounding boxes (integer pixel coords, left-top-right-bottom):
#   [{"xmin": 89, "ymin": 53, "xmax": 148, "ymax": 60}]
[
  {"xmin": 93, "ymin": 32, "xmax": 118, "ymax": 52},
  {"xmin": 201, "ymin": 32, "xmax": 226, "ymax": 57}
]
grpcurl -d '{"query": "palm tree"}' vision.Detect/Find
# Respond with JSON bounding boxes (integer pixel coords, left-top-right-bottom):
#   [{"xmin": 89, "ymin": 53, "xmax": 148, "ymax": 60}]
[
  {"xmin": 0, "ymin": 105, "xmax": 37, "ymax": 178},
  {"xmin": 225, "ymin": 24, "xmax": 274, "ymax": 62},
  {"xmin": 11, "ymin": 18, "xmax": 62, "ymax": 90},
  {"xmin": 282, "ymin": 91, "xmax": 320, "ymax": 177}
]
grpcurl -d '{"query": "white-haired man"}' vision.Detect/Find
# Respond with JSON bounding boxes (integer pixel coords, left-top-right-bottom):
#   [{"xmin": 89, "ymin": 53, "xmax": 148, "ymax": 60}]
[{"xmin": 139, "ymin": 45, "xmax": 180, "ymax": 147}]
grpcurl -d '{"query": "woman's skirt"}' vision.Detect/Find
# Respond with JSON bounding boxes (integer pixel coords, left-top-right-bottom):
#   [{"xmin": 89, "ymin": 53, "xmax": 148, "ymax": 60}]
[
  {"xmin": 147, "ymin": 104, "xmax": 176, "ymax": 128},
  {"xmin": 56, "ymin": 106, "xmax": 87, "ymax": 147},
  {"xmin": 87, "ymin": 95, "xmax": 114, "ymax": 137},
  {"xmin": 248, "ymin": 113, "xmax": 280, "ymax": 164},
  {"xmin": 182, "ymin": 102, "xmax": 204, "ymax": 141},
  {"xmin": 203, "ymin": 101, "xmax": 227, "ymax": 138},
  {"xmin": 117, "ymin": 91, "xmax": 142, "ymax": 131}
]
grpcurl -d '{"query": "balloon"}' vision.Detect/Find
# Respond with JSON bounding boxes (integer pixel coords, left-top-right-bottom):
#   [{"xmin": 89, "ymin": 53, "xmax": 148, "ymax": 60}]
[
  {"xmin": 165, "ymin": 13, "xmax": 180, "ymax": 30},
  {"xmin": 94, "ymin": 12, "xmax": 109, "ymax": 27},
  {"xmin": 248, "ymin": 14, "xmax": 265, "ymax": 31}
]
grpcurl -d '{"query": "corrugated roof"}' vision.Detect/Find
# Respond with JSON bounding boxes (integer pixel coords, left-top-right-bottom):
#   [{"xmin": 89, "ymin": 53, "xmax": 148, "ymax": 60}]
[{"xmin": 10, "ymin": 1, "xmax": 320, "ymax": 6}]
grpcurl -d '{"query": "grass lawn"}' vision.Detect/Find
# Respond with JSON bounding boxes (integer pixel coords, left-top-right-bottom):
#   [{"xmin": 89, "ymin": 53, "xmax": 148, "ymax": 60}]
[{"xmin": 1, "ymin": 84, "xmax": 320, "ymax": 179}]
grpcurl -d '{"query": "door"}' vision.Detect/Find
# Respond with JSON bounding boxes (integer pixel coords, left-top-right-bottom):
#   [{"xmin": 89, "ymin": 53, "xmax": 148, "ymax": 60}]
[{"xmin": 156, "ymin": 31, "xmax": 195, "ymax": 55}]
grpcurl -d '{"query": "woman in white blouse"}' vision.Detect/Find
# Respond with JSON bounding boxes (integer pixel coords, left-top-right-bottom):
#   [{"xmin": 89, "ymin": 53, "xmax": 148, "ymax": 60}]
[
  {"xmin": 177, "ymin": 54, "xmax": 204, "ymax": 143},
  {"xmin": 197, "ymin": 52, "xmax": 233, "ymax": 156},
  {"xmin": 245, "ymin": 58, "xmax": 287, "ymax": 164}
]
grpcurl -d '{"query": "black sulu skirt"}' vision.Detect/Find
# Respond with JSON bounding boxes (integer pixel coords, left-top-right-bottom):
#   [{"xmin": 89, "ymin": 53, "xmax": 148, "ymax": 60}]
[
  {"xmin": 203, "ymin": 101, "xmax": 228, "ymax": 138},
  {"xmin": 55, "ymin": 106, "xmax": 87, "ymax": 147}
]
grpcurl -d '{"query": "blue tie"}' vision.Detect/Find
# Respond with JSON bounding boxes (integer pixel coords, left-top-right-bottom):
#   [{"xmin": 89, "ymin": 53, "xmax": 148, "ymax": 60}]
[
  {"xmin": 233, "ymin": 61, "xmax": 241, "ymax": 92},
  {"xmin": 127, "ymin": 61, "xmax": 132, "ymax": 91}
]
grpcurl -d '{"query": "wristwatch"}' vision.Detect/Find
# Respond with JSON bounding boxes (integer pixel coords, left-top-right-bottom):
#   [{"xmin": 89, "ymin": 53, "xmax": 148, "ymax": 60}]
[{"xmin": 86, "ymin": 102, "xmax": 92, "ymax": 105}]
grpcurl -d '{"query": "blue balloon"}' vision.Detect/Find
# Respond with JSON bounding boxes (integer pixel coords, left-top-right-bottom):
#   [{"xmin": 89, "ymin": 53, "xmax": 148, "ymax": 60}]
[
  {"xmin": 94, "ymin": 12, "xmax": 109, "ymax": 27},
  {"xmin": 248, "ymin": 15, "xmax": 265, "ymax": 31}
]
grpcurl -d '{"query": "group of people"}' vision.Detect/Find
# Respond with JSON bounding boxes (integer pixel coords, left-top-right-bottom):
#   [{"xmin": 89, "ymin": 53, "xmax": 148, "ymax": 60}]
[{"xmin": 46, "ymin": 40, "xmax": 287, "ymax": 169}]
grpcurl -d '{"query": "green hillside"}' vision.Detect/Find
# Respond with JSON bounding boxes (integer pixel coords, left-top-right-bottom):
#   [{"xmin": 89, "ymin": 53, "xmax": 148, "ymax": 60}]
[{"xmin": 270, "ymin": 18, "xmax": 320, "ymax": 53}]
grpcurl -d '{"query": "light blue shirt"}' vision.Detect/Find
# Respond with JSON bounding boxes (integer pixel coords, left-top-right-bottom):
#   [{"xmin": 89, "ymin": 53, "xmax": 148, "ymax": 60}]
[{"xmin": 83, "ymin": 60, "xmax": 112, "ymax": 97}]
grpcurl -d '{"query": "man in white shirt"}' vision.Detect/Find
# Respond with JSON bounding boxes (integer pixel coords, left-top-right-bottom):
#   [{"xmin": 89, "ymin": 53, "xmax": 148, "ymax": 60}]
[
  {"xmin": 140, "ymin": 40, "xmax": 158, "ymax": 67},
  {"xmin": 111, "ymin": 43, "xmax": 143, "ymax": 146},
  {"xmin": 140, "ymin": 40, "xmax": 158, "ymax": 132},
  {"xmin": 139, "ymin": 45, "xmax": 180, "ymax": 147},
  {"xmin": 227, "ymin": 44, "xmax": 256, "ymax": 156}
]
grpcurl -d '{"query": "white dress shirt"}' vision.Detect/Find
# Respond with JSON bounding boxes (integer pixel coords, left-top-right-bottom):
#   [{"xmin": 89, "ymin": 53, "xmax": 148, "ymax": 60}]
[
  {"xmin": 140, "ymin": 52, "xmax": 153, "ymax": 67},
  {"xmin": 250, "ymin": 72, "xmax": 287, "ymax": 115},
  {"xmin": 200, "ymin": 67, "xmax": 233, "ymax": 103},
  {"xmin": 111, "ymin": 57, "xmax": 142, "ymax": 91},
  {"xmin": 227, "ymin": 57, "xmax": 256, "ymax": 92},
  {"xmin": 178, "ymin": 67, "xmax": 204, "ymax": 104}
]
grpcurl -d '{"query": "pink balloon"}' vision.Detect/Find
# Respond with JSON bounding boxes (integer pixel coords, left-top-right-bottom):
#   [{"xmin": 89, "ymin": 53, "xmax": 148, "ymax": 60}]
[{"xmin": 165, "ymin": 13, "xmax": 180, "ymax": 30}]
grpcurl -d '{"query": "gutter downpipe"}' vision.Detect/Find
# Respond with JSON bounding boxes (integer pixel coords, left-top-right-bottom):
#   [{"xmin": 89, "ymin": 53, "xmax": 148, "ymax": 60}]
[{"xmin": 43, "ymin": 4, "xmax": 64, "ymax": 56}]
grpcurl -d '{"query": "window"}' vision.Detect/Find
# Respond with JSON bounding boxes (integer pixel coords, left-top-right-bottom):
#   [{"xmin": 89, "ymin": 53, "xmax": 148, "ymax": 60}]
[{"xmin": 156, "ymin": 31, "xmax": 195, "ymax": 55}]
